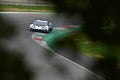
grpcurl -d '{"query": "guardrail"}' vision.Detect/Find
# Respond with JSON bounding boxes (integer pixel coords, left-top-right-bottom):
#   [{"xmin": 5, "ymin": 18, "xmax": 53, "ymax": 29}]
[{"xmin": 0, "ymin": 0, "xmax": 53, "ymax": 6}]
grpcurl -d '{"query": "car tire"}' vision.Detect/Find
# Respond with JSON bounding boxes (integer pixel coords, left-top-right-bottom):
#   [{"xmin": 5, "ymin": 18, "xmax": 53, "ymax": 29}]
[
  {"xmin": 50, "ymin": 28, "xmax": 53, "ymax": 31},
  {"xmin": 44, "ymin": 29, "xmax": 50, "ymax": 33},
  {"xmin": 29, "ymin": 28, "xmax": 33, "ymax": 31}
]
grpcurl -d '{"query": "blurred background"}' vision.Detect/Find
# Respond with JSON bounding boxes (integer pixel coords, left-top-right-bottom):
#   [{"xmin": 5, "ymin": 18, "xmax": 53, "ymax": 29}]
[{"xmin": 0, "ymin": 0, "xmax": 120, "ymax": 80}]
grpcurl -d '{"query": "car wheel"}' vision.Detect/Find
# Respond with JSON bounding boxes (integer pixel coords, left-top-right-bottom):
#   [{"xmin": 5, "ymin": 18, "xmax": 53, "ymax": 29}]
[
  {"xmin": 47, "ymin": 30, "xmax": 50, "ymax": 33},
  {"xmin": 29, "ymin": 28, "xmax": 33, "ymax": 31},
  {"xmin": 44, "ymin": 30, "xmax": 48, "ymax": 33},
  {"xmin": 50, "ymin": 28, "xmax": 53, "ymax": 31},
  {"xmin": 44, "ymin": 29, "xmax": 50, "ymax": 33}
]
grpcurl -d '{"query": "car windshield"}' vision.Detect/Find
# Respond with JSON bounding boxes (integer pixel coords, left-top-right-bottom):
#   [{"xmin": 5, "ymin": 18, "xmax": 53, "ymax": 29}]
[{"xmin": 33, "ymin": 20, "xmax": 48, "ymax": 26}]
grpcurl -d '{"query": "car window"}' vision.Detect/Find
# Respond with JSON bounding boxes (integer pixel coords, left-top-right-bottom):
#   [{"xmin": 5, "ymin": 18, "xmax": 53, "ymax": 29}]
[
  {"xmin": 33, "ymin": 20, "xmax": 48, "ymax": 26},
  {"xmin": 49, "ymin": 22, "xmax": 52, "ymax": 26}
]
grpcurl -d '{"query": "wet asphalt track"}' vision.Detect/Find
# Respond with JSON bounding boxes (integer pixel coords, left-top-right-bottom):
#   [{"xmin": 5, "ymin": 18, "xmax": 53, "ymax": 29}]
[{"xmin": 0, "ymin": 12, "xmax": 105, "ymax": 80}]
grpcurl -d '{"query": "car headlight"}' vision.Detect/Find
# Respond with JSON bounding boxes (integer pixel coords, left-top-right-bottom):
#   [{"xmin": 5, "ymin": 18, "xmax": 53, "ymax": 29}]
[{"xmin": 30, "ymin": 24, "xmax": 34, "ymax": 28}]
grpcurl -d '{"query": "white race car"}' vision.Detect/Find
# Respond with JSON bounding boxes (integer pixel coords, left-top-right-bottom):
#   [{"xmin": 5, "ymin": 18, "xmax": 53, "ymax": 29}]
[{"xmin": 29, "ymin": 19, "xmax": 53, "ymax": 33}]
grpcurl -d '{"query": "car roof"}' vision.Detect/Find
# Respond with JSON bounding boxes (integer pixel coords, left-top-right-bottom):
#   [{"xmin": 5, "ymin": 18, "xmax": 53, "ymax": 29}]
[
  {"xmin": 33, "ymin": 20, "xmax": 48, "ymax": 26},
  {"xmin": 35, "ymin": 20, "xmax": 48, "ymax": 22}
]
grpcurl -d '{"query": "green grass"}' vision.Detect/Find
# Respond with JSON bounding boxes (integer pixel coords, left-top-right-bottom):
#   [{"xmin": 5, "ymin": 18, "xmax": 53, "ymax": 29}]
[
  {"xmin": 76, "ymin": 34, "xmax": 107, "ymax": 56},
  {"xmin": 0, "ymin": 4, "xmax": 55, "ymax": 12},
  {"xmin": 75, "ymin": 33, "xmax": 120, "ymax": 62}
]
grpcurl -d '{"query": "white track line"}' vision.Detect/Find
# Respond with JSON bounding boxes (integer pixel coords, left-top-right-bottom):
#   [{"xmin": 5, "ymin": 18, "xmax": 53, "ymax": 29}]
[{"xmin": 0, "ymin": 12, "xmax": 55, "ymax": 14}]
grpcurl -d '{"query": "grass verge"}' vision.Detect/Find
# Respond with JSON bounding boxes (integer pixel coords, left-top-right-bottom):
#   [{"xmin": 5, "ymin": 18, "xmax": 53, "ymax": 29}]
[
  {"xmin": 75, "ymin": 33, "xmax": 120, "ymax": 63},
  {"xmin": 0, "ymin": 5, "xmax": 55, "ymax": 12}
]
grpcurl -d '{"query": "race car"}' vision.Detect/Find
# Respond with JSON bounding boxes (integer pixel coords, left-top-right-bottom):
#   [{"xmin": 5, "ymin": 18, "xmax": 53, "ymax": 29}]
[{"xmin": 29, "ymin": 19, "xmax": 53, "ymax": 33}]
